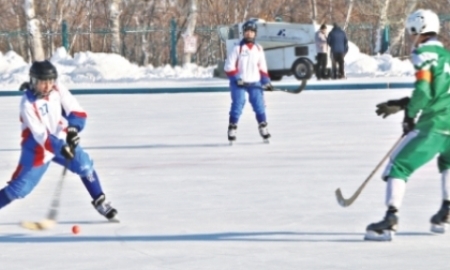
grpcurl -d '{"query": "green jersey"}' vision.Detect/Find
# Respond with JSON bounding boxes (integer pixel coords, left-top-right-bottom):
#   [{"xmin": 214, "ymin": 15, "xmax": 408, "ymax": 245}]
[{"xmin": 407, "ymin": 39, "xmax": 450, "ymax": 134}]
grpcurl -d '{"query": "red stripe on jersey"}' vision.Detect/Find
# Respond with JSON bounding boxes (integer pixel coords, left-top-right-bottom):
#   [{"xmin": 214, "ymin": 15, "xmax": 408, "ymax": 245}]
[
  {"xmin": 71, "ymin": 111, "xmax": 87, "ymax": 118},
  {"xmin": 226, "ymin": 70, "xmax": 239, "ymax": 76},
  {"xmin": 21, "ymin": 128, "xmax": 31, "ymax": 145},
  {"xmin": 32, "ymin": 103, "xmax": 42, "ymax": 121},
  {"xmin": 33, "ymin": 144, "xmax": 45, "ymax": 167}
]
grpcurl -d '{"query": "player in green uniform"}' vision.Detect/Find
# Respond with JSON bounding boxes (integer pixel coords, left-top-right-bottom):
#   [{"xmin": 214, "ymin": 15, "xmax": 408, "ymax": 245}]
[{"xmin": 365, "ymin": 9, "xmax": 450, "ymax": 241}]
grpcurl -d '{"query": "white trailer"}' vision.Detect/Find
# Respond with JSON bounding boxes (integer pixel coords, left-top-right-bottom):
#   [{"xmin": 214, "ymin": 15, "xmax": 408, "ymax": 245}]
[{"xmin": 215, "ymin": 19, "xmax": 331, "ymax": 81}]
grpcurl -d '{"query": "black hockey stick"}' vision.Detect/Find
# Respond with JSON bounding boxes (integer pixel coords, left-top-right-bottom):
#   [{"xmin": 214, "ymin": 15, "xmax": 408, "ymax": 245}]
[
  {"xmin": 335, "ymin": 136, "xmax": 403, "ymax": 207},
  {"xmin": 21, "ymin": 159, "xmax": 70, "ymax": 230},
  {"xmin": 272, "ymin": 79, "xmax": 307, "ymax": 94}
]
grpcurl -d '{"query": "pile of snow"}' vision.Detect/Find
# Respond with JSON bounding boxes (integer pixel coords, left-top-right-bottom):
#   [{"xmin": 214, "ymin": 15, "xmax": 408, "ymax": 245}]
[
  {"xmin": 345, "ymin": 43, "xmax": 414, "ymax": 77},
  {"xmin": 0, "ymin": 42, "xmax": 414, "ymax": 86}
]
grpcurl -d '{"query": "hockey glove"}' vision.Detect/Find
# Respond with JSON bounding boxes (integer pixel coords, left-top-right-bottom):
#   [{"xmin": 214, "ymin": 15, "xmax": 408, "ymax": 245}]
[
  {"xmin": 375, "ymin": 97, "xmax": 410, "ymax": 119},
  {"xmin": 61, "ymin": 145, "xmax": 75, "ymax": 160},
  {"xmin": 402, "ymin": 110, "xmax": 415, "ymax": 136},
  {"xmin": 262, "ymin": 83, "xmax": 274, "ymax": 91},
  {"xmin": 66, "ymin": 126, "xmax": 80, "ymax": 149}
]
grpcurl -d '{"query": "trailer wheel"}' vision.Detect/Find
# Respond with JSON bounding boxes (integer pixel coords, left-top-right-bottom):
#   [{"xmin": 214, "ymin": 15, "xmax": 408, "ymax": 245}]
[{"xmin": 292, "ymin": 58, "xmax": 313, "ymax": 80}]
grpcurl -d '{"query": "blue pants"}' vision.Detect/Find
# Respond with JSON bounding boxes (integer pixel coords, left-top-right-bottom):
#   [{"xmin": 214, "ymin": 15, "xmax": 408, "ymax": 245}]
[
  {"xmin": 0, "ymin": 145, "xmax": 104, "ymax": 209},
  {"xmin": 229, "ymin": 83, "xmax": 267, "ymax": 124}
]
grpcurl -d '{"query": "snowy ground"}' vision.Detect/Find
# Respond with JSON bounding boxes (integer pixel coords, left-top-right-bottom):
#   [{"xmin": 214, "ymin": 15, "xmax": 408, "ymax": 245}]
[{"xmin": 0, "ymin": 89, "xmax": 449, "ymax": 270}]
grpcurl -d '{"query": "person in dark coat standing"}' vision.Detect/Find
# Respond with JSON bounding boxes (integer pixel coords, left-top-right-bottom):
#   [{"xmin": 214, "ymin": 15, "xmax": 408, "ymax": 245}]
[
  {"xmin": 315, "ymin": 24, "xmax": 328, "ymax": 80},
  {"xmin": 327, "ymin": 23, "xmax": 349, "ymax": 79}
]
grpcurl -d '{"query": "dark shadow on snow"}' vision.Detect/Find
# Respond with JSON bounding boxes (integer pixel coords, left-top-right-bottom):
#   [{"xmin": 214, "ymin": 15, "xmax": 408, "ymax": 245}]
[
  {"xmin": 0, "ymin": 142, "xmax": 264, "ymax": 152},
  {"xmin": 0, "ymin": 229, "xmax": 435, "ymax": 243}
]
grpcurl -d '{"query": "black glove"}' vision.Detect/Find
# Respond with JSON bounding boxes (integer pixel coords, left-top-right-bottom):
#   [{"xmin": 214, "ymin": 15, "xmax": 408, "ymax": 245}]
[
  {"xmin": 402, "ymin": 110, "xmax": 415, "ymax": 136},
  {"xmin": 66, "ymin": 126, "xmax": 80, "ymax": 149},
  {"xmin": 376, "ymin": 97, "xmax": 410, "ymax": 118},
  {"xmin": 61, "ymin": 145, "xmax": 75, "ymax": 160},
  {"xmin": 262, "ymin": 83, "xmax": 274, "ymax": 91}
]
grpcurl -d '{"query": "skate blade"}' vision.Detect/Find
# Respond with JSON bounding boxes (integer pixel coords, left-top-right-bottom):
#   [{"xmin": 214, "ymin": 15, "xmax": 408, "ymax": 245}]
[
  {"xmin": 21, "ymin": 219, "xmax": 56, "ymax": 231},
  {"xmin": 431, "ymin": 223, "xmax": 447, "ymax": 234},
  {"xmin": 108, "ymin": 218, "xmax": 120, "ymax": 223},
  {"xmin": 364, "ymin": 230, "xmax": 394, "ymax": 241},
  {"xmin": 263, "ymin": 139, "xmax": 270, "ymax": 144}
]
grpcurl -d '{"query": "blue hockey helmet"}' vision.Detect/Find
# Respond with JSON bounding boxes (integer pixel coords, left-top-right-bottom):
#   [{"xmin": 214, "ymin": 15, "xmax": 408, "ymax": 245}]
[{"xmin": 242, "ymin": 20, "xmax": 258, "ymax": 33}]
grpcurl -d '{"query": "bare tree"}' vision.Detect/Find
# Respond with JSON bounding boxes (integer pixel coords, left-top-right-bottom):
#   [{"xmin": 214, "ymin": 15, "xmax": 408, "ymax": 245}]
[
  {"xmin": 24, "ymin": 0, "xmax": 44, "ymax": 61},
  {"xmin": 183, "ymin": 0, "xmax": 198, "ymax": 65},
  {"xmin": 343, "ymin": 0, "xmax": 354, "ymax": 30},
  {"xmin": 388, "ymin": 0, "xmax": 417, "ymax": 55},
  {"xmin": 310, "ymin": 0, "xmax": 317, "ymax": 23},
  {"xmin": 109, "ymin": 0, "xmax": 121, "ymax": 54},
  {"xmin": 373, "ymin": 0, "xmax": 390, "ymax": 54}
]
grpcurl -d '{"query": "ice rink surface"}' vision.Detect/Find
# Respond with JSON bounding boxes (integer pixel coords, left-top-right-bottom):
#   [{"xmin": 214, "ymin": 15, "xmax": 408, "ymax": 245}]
[{"xmin": 0, "ymin": 89, "xmax": 448, "ymax": 270}]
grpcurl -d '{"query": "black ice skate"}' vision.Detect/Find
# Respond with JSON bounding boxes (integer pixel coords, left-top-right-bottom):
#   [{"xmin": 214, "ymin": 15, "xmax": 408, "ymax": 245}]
[
  {"xmin": 228, "ymin": 123, "xmax": 237, "ymax": 145},
  {"xmin": 430, "ymin": 200, "xmax": 450, "ymax": 233},
  {"xmin": 92, "ymin": 194, "xmax": 119, "ymax": 222},
  {"xmin": 364, "ymin": 210, "xmax": 398, "ymax": 241},
  {"xmin": 258, "ymin": 122, "xmax": 271, "ymax": 143}
]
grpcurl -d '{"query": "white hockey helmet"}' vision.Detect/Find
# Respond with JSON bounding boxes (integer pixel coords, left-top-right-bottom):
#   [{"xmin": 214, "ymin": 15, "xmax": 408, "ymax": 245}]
[{"xmin": 406, "ymin": 9, "xmax": 440, "ymax": 35}]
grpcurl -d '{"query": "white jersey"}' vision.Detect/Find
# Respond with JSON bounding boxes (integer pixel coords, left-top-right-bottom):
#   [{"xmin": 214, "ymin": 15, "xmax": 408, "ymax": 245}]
[
  {"xmin": 19, "ymin": 83, "xmax": 87, "ymax": 166},
  {"xmin": 224, "ymin": 41, "xmax": 269, "ymax": 83}
]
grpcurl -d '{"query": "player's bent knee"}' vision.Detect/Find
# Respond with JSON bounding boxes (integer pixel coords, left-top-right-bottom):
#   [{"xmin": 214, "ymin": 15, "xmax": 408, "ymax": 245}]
[{"xmin": 4, "ymin": 185, "xmax": 32, "ymax": 200}]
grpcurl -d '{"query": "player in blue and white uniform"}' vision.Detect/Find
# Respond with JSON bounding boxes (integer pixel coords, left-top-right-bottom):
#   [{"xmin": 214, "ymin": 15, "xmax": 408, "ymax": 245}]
[
  {"xmin": 224, "ymin": 19, "xmax": 273, "ymax": 143},
  {"xmin": 0, "ymin": 60, "xmax": 117, "ymax": 220}
]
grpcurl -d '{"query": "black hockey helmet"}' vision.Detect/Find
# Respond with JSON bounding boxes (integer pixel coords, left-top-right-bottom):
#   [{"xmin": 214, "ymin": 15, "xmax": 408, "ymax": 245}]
[
  {"xmin": 30, "ymin": 60, "xmax": 58, "ymax": 80},
  {"xmin": 242, "ymin": 20, "xmax": 258, "ymax": 33}
]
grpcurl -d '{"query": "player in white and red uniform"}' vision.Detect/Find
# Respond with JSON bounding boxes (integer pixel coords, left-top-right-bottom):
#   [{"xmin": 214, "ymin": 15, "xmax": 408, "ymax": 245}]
[
  {"xmin": 224, "ymin": 19, "xmax": 273, "ymax": 143},
  {"xmin": 0, "ymin": 60, "xmax": 117, "ymax": 220}
]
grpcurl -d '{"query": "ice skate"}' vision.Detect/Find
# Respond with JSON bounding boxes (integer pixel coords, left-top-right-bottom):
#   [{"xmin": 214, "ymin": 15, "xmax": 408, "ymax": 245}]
[
  {"xmin": 364, "ymin": 211, "xmax": 398, "ymax": 241},
  {"xmin": 92, "ymin": 194, "xmax": 119, "ymax": 222},
  {"xmin": 258, "ymin": 122, "xmax": 271, "ymax": 143},
  {"xmin": 430, "ymin": 200, "xmax": 450, "ymax": 233},
  {"xmin": 228, "ymin": 123, "xmax": 237, "ymax": 145}
]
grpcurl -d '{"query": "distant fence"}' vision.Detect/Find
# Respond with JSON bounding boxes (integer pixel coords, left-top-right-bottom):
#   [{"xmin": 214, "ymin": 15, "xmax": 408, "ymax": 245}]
[{"xmin": 0, "ymin": 20, "xmax": 402, "ymax": 67}]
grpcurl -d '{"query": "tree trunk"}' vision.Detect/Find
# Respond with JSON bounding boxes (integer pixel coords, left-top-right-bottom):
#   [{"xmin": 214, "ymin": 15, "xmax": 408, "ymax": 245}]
[
  {"xmin": 329, "ymin": 0, "xmax": 333, "ymax": 23},
  {"xmin": 241, "ymin": 0, "xmax": 252, "ymax": 22},
  {"xmin": 343, "ymin": 0, "xmax": 354, "ymax": 31},
  {"xmin": 23, "ymin": 0, "xmax": 45, "ymax": 61},
  {"xmin": 374, "ymin": 0, "xmax": 390, "ymax": 54},
  {"xmin": 388, "ymin": 0, "xmax": 417, "ymax": 56},
  {"xmin": 109, "ymin": 0, "xmax": 121, "ymax": 54},
  {"xmin": 88, "ymin": 0, "xmax": 94, "ymax": 51},
  {"xmin": 183, "ymin": 0, "xmax": 198, "ymax": 65},
  {"xmin": 310, "ymin": 0, "xmax": 317, "ymax": 24}
]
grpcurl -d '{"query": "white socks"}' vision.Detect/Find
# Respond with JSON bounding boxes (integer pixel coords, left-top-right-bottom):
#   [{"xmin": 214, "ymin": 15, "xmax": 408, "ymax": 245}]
[
  {"xmin": 441, "ymin": 170, "xmax": 450, "ymax": 201},
  {"xmin": 385, "ymin": 178, "xmax": 406, "ymax": 209}
]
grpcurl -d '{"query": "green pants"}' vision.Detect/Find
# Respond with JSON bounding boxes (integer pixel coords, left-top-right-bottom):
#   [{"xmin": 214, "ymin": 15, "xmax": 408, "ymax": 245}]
[{"xmin": 383, "ymin": 130, "xmax": 450, "ymax": 181}]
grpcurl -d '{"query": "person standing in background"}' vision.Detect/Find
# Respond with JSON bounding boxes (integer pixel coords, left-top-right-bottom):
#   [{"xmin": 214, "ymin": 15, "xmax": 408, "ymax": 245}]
[
  {"xmin": 315, "ymin": 24, "xmax": 329, "ymax": 80},
  {"xmin": 327, "ymin": 23, "xmax": 349, "ymax": 79}
]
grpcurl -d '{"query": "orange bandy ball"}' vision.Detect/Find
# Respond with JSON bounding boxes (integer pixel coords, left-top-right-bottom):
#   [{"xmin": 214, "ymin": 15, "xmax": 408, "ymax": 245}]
[{"xmin": 72, "ymin": 225, "xmax": 80, "ymax": 234}]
